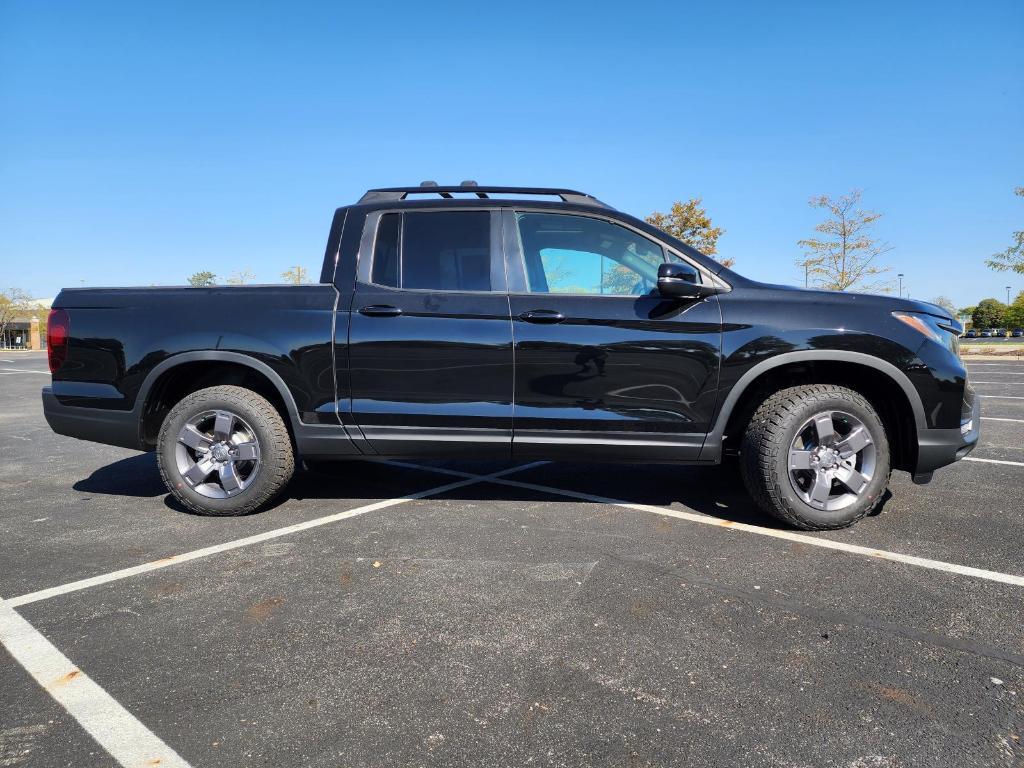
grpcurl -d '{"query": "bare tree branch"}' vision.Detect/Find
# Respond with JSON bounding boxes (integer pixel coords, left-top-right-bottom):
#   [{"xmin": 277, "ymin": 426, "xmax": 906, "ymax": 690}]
[{"xmin": 796, "ymin": 190, "xmax": 893, "ymax": 292}]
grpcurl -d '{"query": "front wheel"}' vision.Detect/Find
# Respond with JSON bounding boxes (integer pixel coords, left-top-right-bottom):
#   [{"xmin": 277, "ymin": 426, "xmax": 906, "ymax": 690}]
[
  {"xmin": 157, "ymin": 385, "xmax": 294, "ymax": 516},
  {"xmin": 740, "ymin": 384, "xmax": 891, "ymax": 530}
]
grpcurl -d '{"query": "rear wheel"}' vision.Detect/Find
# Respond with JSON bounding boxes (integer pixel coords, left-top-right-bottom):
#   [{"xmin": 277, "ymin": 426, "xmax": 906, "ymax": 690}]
[
  {"xmin": 740, "ymin": 384, "xmax": 890, "ymax": 530},
  {"xmin": 157, "ymin": 385, "xmax": 294, "ymax": 515}
]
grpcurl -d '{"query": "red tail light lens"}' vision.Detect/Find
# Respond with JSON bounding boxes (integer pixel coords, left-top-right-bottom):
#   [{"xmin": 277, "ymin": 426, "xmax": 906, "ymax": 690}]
[{"xmin": 47, "ymin": 309, "xmax": 70, "ymax": 373}]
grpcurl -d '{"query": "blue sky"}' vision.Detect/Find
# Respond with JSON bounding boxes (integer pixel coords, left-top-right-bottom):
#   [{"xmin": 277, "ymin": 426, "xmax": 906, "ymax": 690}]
[{"xmin": 2, "ymin": 1, "xmax": 1021, "ymax": 307}]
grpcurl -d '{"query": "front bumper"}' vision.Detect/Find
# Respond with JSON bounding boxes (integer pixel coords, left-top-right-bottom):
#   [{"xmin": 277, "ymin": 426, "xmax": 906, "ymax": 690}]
[
  {"xmin": 913, "ymin": 383, "xmax": 980, "ymax": 479},
  {"xmin": 42, "ymin": 386, "xmax": 143, "ymax": 450}
]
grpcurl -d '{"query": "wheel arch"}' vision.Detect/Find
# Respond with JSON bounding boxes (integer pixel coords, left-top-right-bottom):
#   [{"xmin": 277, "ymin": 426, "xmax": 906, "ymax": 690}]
[
  {"xmin": 703, "ymin": 350, "xmax": 926, "ymax": 472},
  {"xmin": 137, "ymin": 352, "xmax": 302, "ymax": 448}
]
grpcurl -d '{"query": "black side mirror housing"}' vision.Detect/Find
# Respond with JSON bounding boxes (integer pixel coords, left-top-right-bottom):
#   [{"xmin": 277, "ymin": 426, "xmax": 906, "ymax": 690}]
[{"xmin": 657, "ymin": 262, "xmax": 720, "ymax": 299}]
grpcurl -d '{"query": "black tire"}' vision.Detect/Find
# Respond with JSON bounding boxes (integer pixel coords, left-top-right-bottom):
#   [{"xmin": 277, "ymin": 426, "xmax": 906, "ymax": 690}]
[
  {"xmin": 157, "ymin": 385, "xmax": 294, "ymax": 516},
  {"xmin": 740, "ymin": 384, "xmax": 891, "ymax": 530}
]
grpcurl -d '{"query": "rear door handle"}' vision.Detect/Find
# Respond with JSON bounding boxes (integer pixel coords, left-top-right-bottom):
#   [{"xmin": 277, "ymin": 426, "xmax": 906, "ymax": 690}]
[
  {"xmin": 519, "ymin": 309, "xmax": 566, "ymax": 324},
  {"xmin": 359, "ymin": 305, "xmax": 403, "ymax": 318}
]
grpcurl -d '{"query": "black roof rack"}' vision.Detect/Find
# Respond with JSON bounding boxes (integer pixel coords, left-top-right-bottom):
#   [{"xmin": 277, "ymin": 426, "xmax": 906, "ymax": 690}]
[{"xmin": 357, "ymin": 181, "xmax": 612, "ymax": 209}]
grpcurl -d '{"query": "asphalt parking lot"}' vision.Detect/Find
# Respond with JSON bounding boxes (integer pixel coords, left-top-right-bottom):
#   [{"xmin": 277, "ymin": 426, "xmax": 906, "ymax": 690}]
[{"xmin": 2, "ymin": 350, "xmax": 1023, "ymax": 767}]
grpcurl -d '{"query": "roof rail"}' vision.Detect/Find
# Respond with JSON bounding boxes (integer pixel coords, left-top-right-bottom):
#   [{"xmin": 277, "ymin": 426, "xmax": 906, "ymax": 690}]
[{"xmin": 357, "ymin": 182, "xmax": 612, "ymax": 209}]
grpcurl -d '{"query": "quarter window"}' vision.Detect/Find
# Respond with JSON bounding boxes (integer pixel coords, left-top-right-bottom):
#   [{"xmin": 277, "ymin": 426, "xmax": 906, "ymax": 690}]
[
  {"xmin": 372, "ymin": 213, "xmax": 400, "ymax": 287},
  {"xmin": 516, "ymin": 213, "xmax": 667, "ymax": 295},
  {"xmin": 370, "ymin": 211, "xmax": 492, "ymax": 292}
]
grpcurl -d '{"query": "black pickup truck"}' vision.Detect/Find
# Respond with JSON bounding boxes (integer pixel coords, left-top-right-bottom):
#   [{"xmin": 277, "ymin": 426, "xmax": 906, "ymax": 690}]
[{"xmin": 43, "ymin": 182, "xmax": 979, "ymax": 529}]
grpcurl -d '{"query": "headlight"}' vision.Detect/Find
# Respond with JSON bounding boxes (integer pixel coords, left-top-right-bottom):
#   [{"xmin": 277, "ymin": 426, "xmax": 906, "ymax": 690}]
[{"xmin": 892, "ymin": 311, "xmax": 961, "ymax": 356}]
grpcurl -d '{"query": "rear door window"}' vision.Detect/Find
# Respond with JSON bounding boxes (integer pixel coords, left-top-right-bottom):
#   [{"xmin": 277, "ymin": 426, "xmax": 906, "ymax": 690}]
[{"xmin": 370, "ymin": 211, "xmax": 492, "ymax": 292}]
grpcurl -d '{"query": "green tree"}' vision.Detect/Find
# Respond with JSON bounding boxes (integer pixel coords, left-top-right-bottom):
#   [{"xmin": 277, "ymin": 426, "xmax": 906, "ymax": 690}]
[
  {"xmin": 281, "ymin": 266, "xmax": 308, "ymax": 285},
  {"xmin": 645, "ymin": 198, "xmax": 732, "ymax": 267},
  {"xmin": 797, "ymin": 189, "xmax": 892, "ymax": 292},
  {"xmin": 1007, "ymin": 291, "xmax": 1024, "ymax": 329},
  {"xmin": 985, "ymin": 186, "xmax": 1023, "ymax": 274},
  {"xmin": 972, "ymin": 298, "xmax": 1008, "ymax": 330},
  {"xmin": 187, "ymin": 271, "xmax": 217, "ymax": 287}
]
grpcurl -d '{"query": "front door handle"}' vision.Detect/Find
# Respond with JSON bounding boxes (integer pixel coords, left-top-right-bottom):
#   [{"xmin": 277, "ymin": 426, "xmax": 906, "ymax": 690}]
[
  {"xmin": 519, "ymin": 309, "xmax": 566, "ymax": 324},
  {"xmin": 359, "ymin": 305, "xmax": 403, "ymax": 318}
]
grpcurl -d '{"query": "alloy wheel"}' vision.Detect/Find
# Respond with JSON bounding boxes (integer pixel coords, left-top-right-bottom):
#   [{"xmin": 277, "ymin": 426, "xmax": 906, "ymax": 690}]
[
  {"xmin": 787, "ymin": 410, "xmax": 876, "ymax": 512},
  {"xmin": 174, "ymin": 409, "xmax": 262, "ymax": 499}
]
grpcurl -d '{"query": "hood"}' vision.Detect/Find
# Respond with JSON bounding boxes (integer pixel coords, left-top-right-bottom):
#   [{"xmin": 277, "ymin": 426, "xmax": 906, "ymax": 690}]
[{"xmin": 750, "ymin": 282, "xmax": 956, "ymax": 322}]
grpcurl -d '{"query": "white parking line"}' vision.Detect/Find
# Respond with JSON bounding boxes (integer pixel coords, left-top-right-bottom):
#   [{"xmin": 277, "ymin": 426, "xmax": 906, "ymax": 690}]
[
  {"xmin": 963, "ymin": 457, "xmax": 1024, "ymax": 467},
  {"xmin": 0, "ymin": 368, "xmax": 49, "ymax": 375},
  {"xmin": 980, "ymin": 395, "xmax": 1024, "ymax": 400},
  {"xmin": 0, "ymin": 600, "xmax": 192, "ymax": 767},
  {"xmin": 383, "ymin": 461, "xmax": 1024, "ymax": 589},
  {"xmin": 6, "ymin": 462, "xmax": 546, "ymax": 608},
  {"xmin": 982, "ymin": 417, "xmax": 1024, "ymax": 423}
]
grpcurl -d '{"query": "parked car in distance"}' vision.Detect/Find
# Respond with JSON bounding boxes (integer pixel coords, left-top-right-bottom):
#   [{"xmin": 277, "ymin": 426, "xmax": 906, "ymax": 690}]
[
  {"xmin": 964, "ymin": 329, "xmax": 978, "ymax": 338},
  {"xmin": 1012, "ymin": 328, "xmax": 1024, "ymax": 338},
  {"xmin": 41, "ymin": 182, "xmax": 979, "ymax": 530},
  {"xmin": 980, "ymin": 329, "xmax": 994, "ymax": 337}
]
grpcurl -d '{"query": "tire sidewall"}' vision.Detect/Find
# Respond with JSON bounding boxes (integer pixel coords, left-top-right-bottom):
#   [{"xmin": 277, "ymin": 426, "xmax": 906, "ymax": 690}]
[
  {"xmin": 158, "ymin": 390, "xmax": 288, "ymax": 515},
  {"xmin": 770, "ymin": 393, "xmax": 890, "ymax": 528}
]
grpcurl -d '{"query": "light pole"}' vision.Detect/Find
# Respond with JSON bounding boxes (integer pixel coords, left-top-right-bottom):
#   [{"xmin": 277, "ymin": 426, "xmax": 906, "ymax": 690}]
[
  {"xmin": 1008, "ymin": 286, "xmax": 1012, "ymax": 305},
  {"xmin": 804, "ymin": 261, "xmax": 809, "ymax": 289},
  {"xmin": 898, "ymin": 273, "xmax": 904, "ymax": 298}
]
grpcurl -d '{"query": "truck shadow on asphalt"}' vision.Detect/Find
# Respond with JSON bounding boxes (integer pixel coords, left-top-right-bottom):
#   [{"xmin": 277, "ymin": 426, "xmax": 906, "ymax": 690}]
[{"xmin": 72, "ymin": 453, "xmax": 890, "ymax": 530}]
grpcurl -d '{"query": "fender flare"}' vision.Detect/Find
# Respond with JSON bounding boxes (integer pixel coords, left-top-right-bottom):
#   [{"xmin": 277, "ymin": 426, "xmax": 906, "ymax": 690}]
[
  {"xmin": 134, "ymin": 350, "xmax": 303, "ymax": 427},
  {"xmin": 703, "ymin": 349, "xmax": 927, "ymax": 452}
]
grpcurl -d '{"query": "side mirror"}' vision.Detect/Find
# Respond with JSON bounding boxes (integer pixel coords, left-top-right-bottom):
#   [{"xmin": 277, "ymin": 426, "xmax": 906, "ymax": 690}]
[{"xmin": 657, "ymin": 263, "xmax": 719, "ymax": 299}]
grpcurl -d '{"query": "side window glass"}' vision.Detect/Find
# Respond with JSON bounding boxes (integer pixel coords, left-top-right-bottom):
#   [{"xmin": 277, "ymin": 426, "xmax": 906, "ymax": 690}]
[
  {"xmin": 402, "ymin": 211, "xmax": 491, "ymax": 291},
  {"xmin": 516, "ymin": 213, "xmax": 665, "ymax": 295},
  {"xmin": 372, "ymin": 213, "xmax": 400, "ymax": 287}
]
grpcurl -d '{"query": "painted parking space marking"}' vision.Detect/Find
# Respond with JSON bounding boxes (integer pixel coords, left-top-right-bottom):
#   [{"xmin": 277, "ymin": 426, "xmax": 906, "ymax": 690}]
[
  {"xmin": 383, "ymin": 461, "xmax": 1024, "ymax": 589},
  {"xmin": 11, "ymin": 452, "xmax": 1024, "ymax": 612},
  {"xmin": 0, "ymin": 600, "xmax": 192, "ymax": 768},
  {"xmin": 980, "ymin": 395, "xmax": 1024, "ymax": 400},
  {"xmin": 982, "ymin": 417, "xmax": 1024, "ymax": 423},
  {"xmin": 0, "ymin": 368, "xmax": 49, "ymax": 375},
  {"xmin": 963, "ymin": 456, "xmax": 1024, "ymax": 467},
  {"xmin": 6, "ymin": 462, "xmax": 546, "ymax": 608}
]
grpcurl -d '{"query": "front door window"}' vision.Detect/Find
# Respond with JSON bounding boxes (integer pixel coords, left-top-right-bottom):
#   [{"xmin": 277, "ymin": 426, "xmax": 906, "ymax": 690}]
[{"xmin": 516, "ymin": 212, "xmax": 667, "ymax": 296}]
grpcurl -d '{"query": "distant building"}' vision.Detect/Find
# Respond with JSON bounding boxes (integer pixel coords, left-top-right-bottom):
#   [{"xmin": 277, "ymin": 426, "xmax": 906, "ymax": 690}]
[
  {"xmin": 1, "ymin": 320, "xmax": 35, "ymax": 349},
  {"xmin": 1, "ymin": 297, "xmax": 52, "ymax": 350}
]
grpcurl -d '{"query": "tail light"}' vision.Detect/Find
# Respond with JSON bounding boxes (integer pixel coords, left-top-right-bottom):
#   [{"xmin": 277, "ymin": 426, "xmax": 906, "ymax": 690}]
[{"xmin": 47, "ymin": 309, "xmax": 70, "ymax": 373}]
